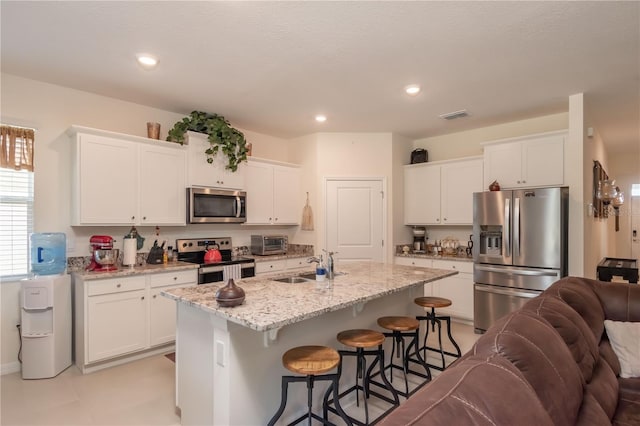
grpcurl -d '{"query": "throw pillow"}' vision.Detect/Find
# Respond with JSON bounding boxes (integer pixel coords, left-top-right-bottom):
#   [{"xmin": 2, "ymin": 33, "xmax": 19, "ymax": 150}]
[{"xmin": 604, "ymin": 320, "xmax": 640, "ymax": 378}]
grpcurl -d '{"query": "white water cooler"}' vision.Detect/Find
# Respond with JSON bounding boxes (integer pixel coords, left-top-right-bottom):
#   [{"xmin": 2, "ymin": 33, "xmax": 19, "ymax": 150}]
[{"xmin": 20, "ymin": 274, "xmax": 72, "ymax": 379}]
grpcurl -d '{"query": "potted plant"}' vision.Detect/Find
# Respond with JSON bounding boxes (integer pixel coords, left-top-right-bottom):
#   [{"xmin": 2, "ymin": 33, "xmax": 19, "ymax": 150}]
[{"xmin": 166, "ymin": 111, "xmax": 248, "ymax": 172}]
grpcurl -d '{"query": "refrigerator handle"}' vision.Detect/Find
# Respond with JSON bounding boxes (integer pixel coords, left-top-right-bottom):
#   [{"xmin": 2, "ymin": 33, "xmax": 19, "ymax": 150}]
[
  {"xmin": 514, "ymin": 197, "xmax": 520, "ymax": 257},
  {"xmin": 504, "ymin": 198, "xmax": 511, "ymax": 257}
]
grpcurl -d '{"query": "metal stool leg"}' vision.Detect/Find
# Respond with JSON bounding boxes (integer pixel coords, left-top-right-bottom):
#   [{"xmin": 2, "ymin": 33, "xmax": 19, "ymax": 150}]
[
  {"xmin": 445, "ymin": 316, "xmax": 462, "ymax": 358},
  {"xmin": 268, "ymin": 376, "xmax": 291, "ymax": 426}
]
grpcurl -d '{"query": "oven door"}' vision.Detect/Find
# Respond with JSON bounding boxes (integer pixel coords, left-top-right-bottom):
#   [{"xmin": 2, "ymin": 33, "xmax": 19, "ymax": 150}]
[
  {"xmin": 198, "ymin": 263, "xmax": 256, "ymax": 284},
  {"xmin": 188, "ymin": 187, "xmax": 246, "ymax": 224}
]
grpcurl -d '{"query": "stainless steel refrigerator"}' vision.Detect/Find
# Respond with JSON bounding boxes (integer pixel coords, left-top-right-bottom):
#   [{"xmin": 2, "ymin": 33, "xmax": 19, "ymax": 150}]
[{"xmin": 472, "ymin": 187, "xmax": 568, "ymax": 333}]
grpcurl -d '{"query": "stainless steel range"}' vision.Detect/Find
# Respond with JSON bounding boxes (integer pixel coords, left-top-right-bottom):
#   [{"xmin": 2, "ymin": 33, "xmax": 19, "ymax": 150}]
[{"xmin": 176, "ymin": 237, "xmax": 255, "ymax": 284}]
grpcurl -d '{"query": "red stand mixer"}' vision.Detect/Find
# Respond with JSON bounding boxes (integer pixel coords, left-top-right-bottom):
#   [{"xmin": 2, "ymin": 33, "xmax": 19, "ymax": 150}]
[{"xmin": 87, "ymin": 235, "xmax": 119, "ymax": 271}]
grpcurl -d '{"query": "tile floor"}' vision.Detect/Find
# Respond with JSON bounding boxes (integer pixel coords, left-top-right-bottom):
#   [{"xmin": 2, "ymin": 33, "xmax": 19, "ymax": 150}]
[{"xmin": 1, "ymin": 322, "xmax": 480, "ymax": 426}]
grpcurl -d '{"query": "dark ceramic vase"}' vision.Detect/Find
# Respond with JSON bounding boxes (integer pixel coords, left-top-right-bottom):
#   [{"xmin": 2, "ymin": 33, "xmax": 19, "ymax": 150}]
[{"xmin": 215, "ymin": 278, "xmax": 245, "ymax": 307}]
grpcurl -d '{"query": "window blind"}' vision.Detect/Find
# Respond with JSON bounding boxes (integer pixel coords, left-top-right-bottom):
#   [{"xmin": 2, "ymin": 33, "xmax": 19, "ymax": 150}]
[{"xmin": 0, "ymin": 167, "xmax": 34, "ymax": 278}]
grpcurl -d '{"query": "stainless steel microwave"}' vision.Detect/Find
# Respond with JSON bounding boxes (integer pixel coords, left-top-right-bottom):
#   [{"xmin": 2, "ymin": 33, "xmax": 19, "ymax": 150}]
[{"xmin": 187, "ymin": 187, "xmax": 246, "ymax": 223}]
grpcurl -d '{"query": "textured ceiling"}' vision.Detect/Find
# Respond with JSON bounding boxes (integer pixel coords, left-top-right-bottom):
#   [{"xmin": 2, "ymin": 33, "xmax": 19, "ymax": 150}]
[{"xmin": 1, "ymin": 1, "xmax": 638, "ymax": 156}]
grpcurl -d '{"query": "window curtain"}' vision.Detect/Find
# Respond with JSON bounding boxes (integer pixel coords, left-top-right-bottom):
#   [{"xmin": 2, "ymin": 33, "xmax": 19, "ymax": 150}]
[{"xmin": 1, "ymin": 125, "xmax": 34, "ymax": 171}]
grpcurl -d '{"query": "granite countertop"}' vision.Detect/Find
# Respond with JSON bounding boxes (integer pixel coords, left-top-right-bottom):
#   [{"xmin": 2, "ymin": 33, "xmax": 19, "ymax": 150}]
[
  {"xmin": 395, "ymin": 253, "xmax": 474, "ymax": 263},
  {"xmin": 72, "ymin": 261, "xmax": 199, "ymax": 280},
  {"xmin": 163, "ymin": 262, "xmax": 456, "ymax": 332}
]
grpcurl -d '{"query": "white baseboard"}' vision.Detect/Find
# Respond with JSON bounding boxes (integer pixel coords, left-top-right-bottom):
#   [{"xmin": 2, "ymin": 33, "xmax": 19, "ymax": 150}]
[{"xmin": 1, "ymin": 361, "xmax": 21, "ymax": 376}]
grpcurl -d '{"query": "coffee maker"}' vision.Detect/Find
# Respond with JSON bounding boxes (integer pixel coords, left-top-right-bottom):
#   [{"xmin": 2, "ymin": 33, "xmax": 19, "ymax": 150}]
[
  {"xmin": 412, "ymin": 227, "xmax": 427, "ymax": 253},
  {"xmin": 87, "ymin": 235, "xmax": 118, "ymax": 272}
]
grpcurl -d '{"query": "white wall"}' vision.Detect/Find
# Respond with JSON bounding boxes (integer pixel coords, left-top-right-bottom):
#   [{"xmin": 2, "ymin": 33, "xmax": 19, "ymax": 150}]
[
  {"xmin": 290, "ymin": 133, "xmax": 397, "ymax": 260},
  {"xmin": 0, "ymin": 74, "xmax": 291, "ymax": 372},
  {"xmin": 413, "ymin": 112, "xmax": 569, "ymax": 161}
]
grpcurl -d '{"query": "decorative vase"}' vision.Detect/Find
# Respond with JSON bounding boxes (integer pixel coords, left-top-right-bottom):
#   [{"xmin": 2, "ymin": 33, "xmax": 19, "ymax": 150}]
[{"xmin": 215, "ymin": 278, "xmax": 245, "ymax": 307}]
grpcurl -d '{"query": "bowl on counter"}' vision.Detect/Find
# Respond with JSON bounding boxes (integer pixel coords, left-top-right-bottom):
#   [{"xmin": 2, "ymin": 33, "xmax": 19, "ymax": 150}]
[{"xmin": 94, "ymin": 249, "xmax": 119, "ymax": 267}]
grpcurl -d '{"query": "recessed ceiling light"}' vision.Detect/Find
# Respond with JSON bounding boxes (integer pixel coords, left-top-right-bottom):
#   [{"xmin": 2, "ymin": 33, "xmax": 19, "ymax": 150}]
[
  {"xmin": 404, "ymin": 84, "xmax": 421, "ymax": 96},
  {"xmin": 136, "ymin": 53, "xmax": 158, "ymax": 69},
  {"xmin": 315, "ymin": 115, "xmax": 327, "ymax": 123}
]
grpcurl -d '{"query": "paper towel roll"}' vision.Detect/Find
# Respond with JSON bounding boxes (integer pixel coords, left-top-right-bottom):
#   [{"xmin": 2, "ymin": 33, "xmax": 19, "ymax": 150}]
[{"xmin": 123, "ymin": 238, "xmax": 137, "ymax": 266}]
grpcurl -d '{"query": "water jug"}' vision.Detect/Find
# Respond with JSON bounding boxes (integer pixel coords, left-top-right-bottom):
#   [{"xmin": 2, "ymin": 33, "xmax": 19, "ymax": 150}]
[{"xmin": 30, "ymin": 233, "xmax": 66, "ymax": 275}]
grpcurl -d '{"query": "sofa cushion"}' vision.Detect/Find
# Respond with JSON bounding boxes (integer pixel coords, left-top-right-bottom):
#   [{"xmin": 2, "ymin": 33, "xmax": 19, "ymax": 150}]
[
  {"xmin": 593, "ymin": 280, "xmax": 640, "ymax": 322},
  {"xmin": 601, "ymin": 338, "xmax": 623, "ymax": 376},
  {"xmin": 377, "ymin": 354, "xmax": 554, "ymax": 426},
  {"xmin": 582, "ymin": 357, "xmax": 620, "ymax": 420},
  {"xmin": 524, "ymin": 295, "xmax": 599, "ymax": 382},
  {"xmin": 604, "ymin": 320, "xmax": 640, "ymax": 378},
  {"xmin": 545, "ymin": 277, "xmax": 606, "ymax": 342},
  {"xmin": 472, "ymin": 309, "xmax": 584, "ymax": 426}
]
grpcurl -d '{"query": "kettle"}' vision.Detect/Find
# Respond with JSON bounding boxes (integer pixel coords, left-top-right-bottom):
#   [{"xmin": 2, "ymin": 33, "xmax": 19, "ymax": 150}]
[{"xmin": 204, "ymin": 244, "xmax": 222, "ymax": 263}]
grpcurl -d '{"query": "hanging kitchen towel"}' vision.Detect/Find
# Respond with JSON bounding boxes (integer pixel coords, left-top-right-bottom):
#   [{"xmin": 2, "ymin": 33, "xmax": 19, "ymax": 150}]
[
  {"xmin": 301, "ymin": 192, "xmax": 314, "ymax": 230},
  {"xmin": 223, "ymin": 264, "xmax": 241, "ymax": 282}
]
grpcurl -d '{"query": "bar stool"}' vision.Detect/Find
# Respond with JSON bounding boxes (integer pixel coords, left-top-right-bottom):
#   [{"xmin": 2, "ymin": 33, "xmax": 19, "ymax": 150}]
[
  {"xmin": 268, "ymin": 345, "xmax": 352, "ymax": 426},
  {"xmin": 414, "ymin": 296, "xmax": 462, "ymax": 371},
  {"xmin": 324, "ymin": 329, "xmax": 399, "ymax": 425},
  {"xmin": 375, "ymin": 316, "xmax": 431, "ymax": 398}
]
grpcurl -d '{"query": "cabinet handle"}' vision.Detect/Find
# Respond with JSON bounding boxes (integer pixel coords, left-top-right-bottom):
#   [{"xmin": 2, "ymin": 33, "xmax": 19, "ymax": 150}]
[{"xmin": 117, "ymin": 284, "xmax": 121, "ymax": 288}]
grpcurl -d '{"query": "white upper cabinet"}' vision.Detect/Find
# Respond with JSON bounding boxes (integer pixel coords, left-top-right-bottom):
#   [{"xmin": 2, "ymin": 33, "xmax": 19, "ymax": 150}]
[
  {"xmin": 245, "ymin": 158, "xmax": 300, "ymax": 225},
  {"xmin": 69, "ymin": 126, "xmax": 186, "ymax": 226},
  {"xmin": 139, "ymin": 144, "xmax": 186, "ymax": 225},
  {"xmin": 404, "ymin": 157, "xmax": 483, "ymax": 225},
  {"xmin": 185, "ymin": 131, "xmax": 245, "ymax": 189},
  {"xmin": 483, "ymin": 131, "xmax": 566, "ymax": 189},
  {"xmin": 404, "ymin": 163, "xmax": 440, "ymax": 224},
  {"xmin": 441, "ymin": 159, "xmax": 484, "ymax": 224}
]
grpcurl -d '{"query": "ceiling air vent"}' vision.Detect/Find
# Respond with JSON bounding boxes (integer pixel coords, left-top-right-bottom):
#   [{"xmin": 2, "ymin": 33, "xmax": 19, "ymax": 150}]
[{"xmin": 439, "ymin": 109, "xmax": 469, "ymax": 120}]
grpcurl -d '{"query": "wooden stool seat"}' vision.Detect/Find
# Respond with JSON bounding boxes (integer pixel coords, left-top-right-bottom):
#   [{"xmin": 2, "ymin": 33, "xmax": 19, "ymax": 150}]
[
  {"xmin": 337, "ymin": 329, "xmax": 386, "ymax": 348},
  {"xmin": 270, "ymin": 345, "xmax": 351, "ymax": 426},
  {"xmin": 377, "ymin": 316, "xmax": 420, "ymax": 332},
  {"xmin": 414, "ymin": 296, "xmax": 452, "ymax": 309},
  {"xmin": 282, "ymin": 345, "xmax": 340, "ymax": 375}
]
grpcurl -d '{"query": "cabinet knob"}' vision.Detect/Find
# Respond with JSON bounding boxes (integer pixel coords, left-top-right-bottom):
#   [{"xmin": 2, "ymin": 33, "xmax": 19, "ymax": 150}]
[
  {"xmin": 436, "ymin": 218, "xmax": 440, "ymax": 222},
  {"xmin": 269, "ymin": 217, "xmax": 272, "ymax": 221},
  {"xmin": 275, "ymin": 218, "xmax": 278, "ymax": 221},
  {"xmin": 517, "ymin": 180, "xmax": 521, "ymax": 184},
  {"xmin": 173, "ymin": 276, "xmax": 177, "ymax": 280},
  {"xmin": 141, "ymin": 296, "xmax": 145, "ymax": 300},
  {"xmin": 443, "ymin": 218, "xmax": 447, "ymax": 221},
  {"xmin": 143, "ymin": 216, "xmax": 147, "ymax": 220},
  {"xmin": 452, "ymin": 265, "xmax": 456, "ymax": 269},
  {"xmin": 117, "ymin": 284, "xmax": 121, "ymax": 288},
  {"xmin": 131, "ymin": 216, "xmax": 135, "ymax": 220},
  {"xmin": 220, "ymin": 181, "xmax": 224, "ymax": 184},
  {"xmin": 153, "ymin": 294, "xmax": 157, "ymax": 298},
  {"xmin": 522, "ymin": 180, "xmax": 526, "ymax": 183}
]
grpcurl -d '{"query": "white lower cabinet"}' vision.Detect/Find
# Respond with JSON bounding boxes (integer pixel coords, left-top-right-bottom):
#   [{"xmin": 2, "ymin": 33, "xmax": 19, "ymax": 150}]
[
  {"xmin": 87, "ymin": 287, "xmax": 148, "ymax": 362},
  {"xmin": 255, "ymin": 257, "xmax": 313, "ymax": 275},
  {"xmin": 255, "ymin": 259, "xmax": 287, "ymax": 275},
  {"xmin": 431, "ymin": 260, "xmax": 474, "ymax": 321},
  {"xmin": 75, "ymin": 269, "xmax": 197, "ymax": 372},
  {"xmin": 396, "ymin": 257, "xmax": 474, "ymax": 321}
]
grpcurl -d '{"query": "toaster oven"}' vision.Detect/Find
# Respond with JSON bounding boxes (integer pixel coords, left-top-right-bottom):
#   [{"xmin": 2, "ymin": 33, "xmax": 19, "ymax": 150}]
[{"xmin": 250, "ymin": 235, "xmax": 288, "ymax": 255}]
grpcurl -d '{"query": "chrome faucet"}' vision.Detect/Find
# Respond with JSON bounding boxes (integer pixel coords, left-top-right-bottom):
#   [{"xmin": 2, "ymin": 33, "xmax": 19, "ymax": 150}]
[
  {"xmin": 307, "ymin": 256, "xmax": 321, "ymax": 265},
  {"xmin": 322, "ymin": 250, "xmax": 337, "ymax": 280}
]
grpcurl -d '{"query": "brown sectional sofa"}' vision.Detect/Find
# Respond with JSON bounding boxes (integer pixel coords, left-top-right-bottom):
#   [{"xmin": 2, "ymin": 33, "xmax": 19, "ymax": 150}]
[{"xmin": 379, "ymin": 276, "xmax": 640, "ymax": 425}]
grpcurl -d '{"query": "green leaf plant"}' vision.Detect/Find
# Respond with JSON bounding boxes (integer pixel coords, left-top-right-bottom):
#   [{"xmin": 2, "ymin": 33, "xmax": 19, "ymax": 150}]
[{"xmin": 167, "ymin": 111, "xmax": 248, "ymax": 172}]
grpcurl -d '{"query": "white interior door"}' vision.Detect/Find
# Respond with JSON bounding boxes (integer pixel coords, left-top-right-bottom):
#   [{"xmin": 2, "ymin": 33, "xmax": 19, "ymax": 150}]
[{"xmin": 325, "ymin": 179, "xmax": 384, "ymax": 264}]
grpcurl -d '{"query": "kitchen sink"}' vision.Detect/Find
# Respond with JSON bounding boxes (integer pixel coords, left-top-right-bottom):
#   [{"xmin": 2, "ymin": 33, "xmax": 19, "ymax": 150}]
[
  {"xmin": 272, "ymin": 271, "xmax": 348, "ymax": 284},
  {"xmin": 272, "ymin": 276, "xmax": 314, "ymax": 284}
]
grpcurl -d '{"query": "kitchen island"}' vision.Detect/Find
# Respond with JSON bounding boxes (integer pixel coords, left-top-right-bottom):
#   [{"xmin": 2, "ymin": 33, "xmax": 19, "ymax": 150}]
[{"xmin": 163, "ymin": 261, "xmax": 456, "ymax": 425}]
